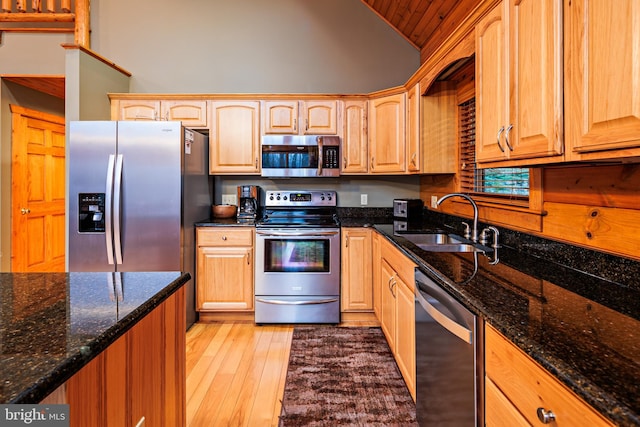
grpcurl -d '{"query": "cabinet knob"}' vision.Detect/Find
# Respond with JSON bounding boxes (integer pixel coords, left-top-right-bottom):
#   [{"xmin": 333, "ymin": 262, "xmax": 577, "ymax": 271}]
[
  {"xmin": 536, "ymin": 407, "xmax": 556, "ymax": 424},
  {"xmin": 221, "ymin": 236, "xmax": 227, "ymax": 241},
  {"xmin": 20, "ymin": 208, "xmax": 31, "ymax": 215}
]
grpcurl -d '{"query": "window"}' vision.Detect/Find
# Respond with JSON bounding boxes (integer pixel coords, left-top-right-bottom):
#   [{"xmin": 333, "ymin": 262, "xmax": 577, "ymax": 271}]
[{"xmin": 459, "ymin": 98, "xmax": 530, "ymax": 200}]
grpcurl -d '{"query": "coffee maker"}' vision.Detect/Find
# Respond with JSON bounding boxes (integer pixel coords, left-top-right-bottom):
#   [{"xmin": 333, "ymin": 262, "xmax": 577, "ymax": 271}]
[{"xmin": 237, "ymin": 185, "xmax": 260, "ymax": 220}]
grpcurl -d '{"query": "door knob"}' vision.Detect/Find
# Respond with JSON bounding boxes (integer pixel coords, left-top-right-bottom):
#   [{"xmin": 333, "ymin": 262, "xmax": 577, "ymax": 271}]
[{"xmin": 20, "ymin": 208, "xmax": 31, "ymax": 215}]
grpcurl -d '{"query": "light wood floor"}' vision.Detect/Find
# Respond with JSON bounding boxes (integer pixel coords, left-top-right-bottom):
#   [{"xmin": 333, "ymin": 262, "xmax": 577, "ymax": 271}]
[{"xmin": 186, "ymin": 321, "xmax": 294, "ymax": 427}]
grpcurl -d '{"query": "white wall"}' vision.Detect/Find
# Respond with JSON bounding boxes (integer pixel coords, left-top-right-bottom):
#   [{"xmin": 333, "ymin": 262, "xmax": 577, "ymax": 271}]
[{"xmin": 90, "ymin": 0, "xmax": 419, "ymax": 93}]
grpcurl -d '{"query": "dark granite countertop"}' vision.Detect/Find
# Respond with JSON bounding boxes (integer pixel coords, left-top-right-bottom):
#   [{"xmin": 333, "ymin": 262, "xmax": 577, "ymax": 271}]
[
  {"xmin": 373, "ymin": 223, "xmax": 640, "ymax": 427},
  {"xmin": 0, "ymin": 271, "xmax": 190, "ymax": 404},
  {"xmin": 195, "ymin": 217, "xmax": 257, "ymax": 227}
]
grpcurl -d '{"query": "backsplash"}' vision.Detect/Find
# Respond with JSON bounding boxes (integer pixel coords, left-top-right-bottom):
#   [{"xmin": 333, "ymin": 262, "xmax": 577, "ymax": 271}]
[{"xmin": 339, "ymin": 207, "xmax": 640, "ymax": 291}]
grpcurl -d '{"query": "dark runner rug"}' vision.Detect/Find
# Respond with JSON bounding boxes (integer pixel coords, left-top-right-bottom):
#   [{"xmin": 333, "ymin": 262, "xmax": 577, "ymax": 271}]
[{"xmin": 278, "ymin": 326, "xmax": 418, "ymax": 426}]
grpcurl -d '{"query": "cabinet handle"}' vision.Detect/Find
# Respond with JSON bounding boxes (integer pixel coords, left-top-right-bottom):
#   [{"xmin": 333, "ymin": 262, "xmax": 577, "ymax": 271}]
[
  {"xmin": 247, "ymin": 252, "xmax": 251, "ymax": 265},
  {"xmin": 390, "ymin": 278, "xmax": 397, "ymax": 298},
  {"xmin": 345, "ymin": 237, "xmax": 349, "ymax": 248},
  {"xmin": 293, "ymin": 118, "xmax": 297, "ymax": 132},
  {"xmin": 536, "ymin": 408, "xmax": 556, "ymax": 424},
  {"xmin": 20, "ymin": 208, "xmax": 31, "ymax": 215},
  {"xmin": 496, "ymin": 126, "xmax": 505, "ymax": 152},
  {"xmin": 221, "ymin": 236, "xmax": 227, "ymax": 241},
  {"xmin": 504, "ymin": 124, "xmax": 514, "ymax": 151},
  {"xmin": 343, "ymin": 157, "xmax": 347, "ymax": 169},
  {"xmin": 370, "ymin": 157, "xmax": 375, "ymax": 170},
  {"xmin": 305, "ymin": 118, "xmax": 309, "ymax": 131},
  {"xmin": 255, "ymin": 157, "xmax": 258, "ymax": 168}
]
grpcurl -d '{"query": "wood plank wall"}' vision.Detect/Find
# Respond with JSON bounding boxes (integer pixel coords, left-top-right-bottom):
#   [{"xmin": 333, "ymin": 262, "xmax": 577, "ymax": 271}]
[{"xmin": 420, "ymin": 164, "xmax": 640, "ymax": 261}]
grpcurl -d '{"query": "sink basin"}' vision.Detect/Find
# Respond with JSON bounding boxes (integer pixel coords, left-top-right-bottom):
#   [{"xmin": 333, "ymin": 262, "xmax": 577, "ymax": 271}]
[{"xmin": 397, "ymin": 232, "xmax": 486, "ymax": 253}]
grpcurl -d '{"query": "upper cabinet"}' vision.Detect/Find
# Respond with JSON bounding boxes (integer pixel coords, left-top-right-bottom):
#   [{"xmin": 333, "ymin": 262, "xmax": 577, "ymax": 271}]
[
  {"xmin": 565, "ymin": 0, "xmax": 640, "ymax": 161},
  {"xmin": 111, "ymin": 98, "xmax": 208, "ymax": 128},
  {"xmin": 262, "ymin": 100, "xmax": 340, "ymax": 135},
  {"xmin": 209, "ymin": 101, "xmax": 261, "ymax": 174},
  {"xmin": 475, "ymin": 0, "xmax": 563, "ymax": 167},
  {"xmin": 342, "ymin": 99, "xmax": 369, "ymax": 174},
  {"xmin": 369, "ymin": 93, "xmax": 407, "ymax": 173},
  {"xmin": 406, "ymin": 84, "xmax": 421, "ymax": 173},
  {"xmin": 421, "ymin": 81, "xmax": 458, "ymax": 174}
]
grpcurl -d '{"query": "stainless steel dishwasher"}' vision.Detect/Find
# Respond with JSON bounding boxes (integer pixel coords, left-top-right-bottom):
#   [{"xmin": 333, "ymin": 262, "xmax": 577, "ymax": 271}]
[{"xmin": 415, "ymin": 269, "xmax": 483, "ymax": 426}]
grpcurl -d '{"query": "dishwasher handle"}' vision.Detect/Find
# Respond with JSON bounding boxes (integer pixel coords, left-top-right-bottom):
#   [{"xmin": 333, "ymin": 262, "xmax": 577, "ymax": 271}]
[{"xmin": 415, "ymin": 279, "xmax": 473, "ymax": 344}]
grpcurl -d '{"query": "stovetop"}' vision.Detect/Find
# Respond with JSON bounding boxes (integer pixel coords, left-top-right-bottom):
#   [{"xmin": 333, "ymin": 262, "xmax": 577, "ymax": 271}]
[{"xmin": 257, "ymin": 190, "xmax": 339, "ymax": 228}]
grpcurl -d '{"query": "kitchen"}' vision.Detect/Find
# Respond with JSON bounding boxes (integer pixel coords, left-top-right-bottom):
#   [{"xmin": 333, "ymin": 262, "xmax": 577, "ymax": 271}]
[{"xmin": 1, "ymin": 0, "xmax": 640, "ymax": 426}]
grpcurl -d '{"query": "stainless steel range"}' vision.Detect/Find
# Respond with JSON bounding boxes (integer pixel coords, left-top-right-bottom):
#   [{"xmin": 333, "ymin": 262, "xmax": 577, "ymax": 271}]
[{"xmin": 255, "ymin": 190, "xmax": 340, "ymax": 324}]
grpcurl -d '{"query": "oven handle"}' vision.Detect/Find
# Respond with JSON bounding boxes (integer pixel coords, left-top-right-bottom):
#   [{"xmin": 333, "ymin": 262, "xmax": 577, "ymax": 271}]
[
  {"xmin": 256, "ymin": 230, "xmax": 340, "ymax": 237},
  {"xmin": 256, "ymin": 297, "xmax": 339, "ymax": 305}
]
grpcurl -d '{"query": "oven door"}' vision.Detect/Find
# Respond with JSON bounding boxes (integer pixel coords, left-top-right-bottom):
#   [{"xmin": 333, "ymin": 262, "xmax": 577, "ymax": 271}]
[{"xmin": 255, "ymin": 228, "xmax": 341, "ymax": 296}]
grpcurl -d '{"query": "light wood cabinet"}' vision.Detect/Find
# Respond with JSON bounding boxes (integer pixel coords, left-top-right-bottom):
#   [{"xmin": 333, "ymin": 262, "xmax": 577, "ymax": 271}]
[
  {"xmin": 209, "ymin": 101, "xmax": 260, "ymax": 174},
  {"xmin": 485, "ymin": 324, "xmax": 614, "ymax": 427},
  {"xmin": 372, "ymin": 230, "xmax": 382, "ymax": 319},
  {"xmin": 341, "ymin": 228, "xmax": 373, "ymax": 311},
  {"xmin": 262, "ymin": 100, "xmax": 340, "ymax": 135},
  {"xmin": 341, "ymin": 99, "xmax": 369, "ymax": 173},
  {"xmin": 63, "ymin": 287, "xmax": 186, "ymax": 427},
  {"xmin": 112, "ymin": 98, "xmax": 208, "ymax": 127},
  {"xmin": 378, "ymin": 235, "xmax": 417, "ymax": 400},
  {"xmin": 196, "ymin": 227, "xmax": 254, "ymax": 312},
  {"xmin": 369, "ymin": 93, "xmax": 406, "ymax": 173},
  {"xmin": 421, "ymin": 81, "xmax": 458, "ymax": 174},
  {"xmin": 406, "ymin": 84, "xmax": 421, "ymax": 173},
  {"xmin": 565, "ymin": 0, "xmax": 640, "ymax": 161},
  {"xmin": 475, "ymin": 0, "xmax": 563, "ymax": 167}
]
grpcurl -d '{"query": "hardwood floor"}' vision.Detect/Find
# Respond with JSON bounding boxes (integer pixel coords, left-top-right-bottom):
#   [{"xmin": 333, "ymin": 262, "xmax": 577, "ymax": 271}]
[{"xmin": 186, "ymin": 321, "xmax": 294, "ymax": 427}]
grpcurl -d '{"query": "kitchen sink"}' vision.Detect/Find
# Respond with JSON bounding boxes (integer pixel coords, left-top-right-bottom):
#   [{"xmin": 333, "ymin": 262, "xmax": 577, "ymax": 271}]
[{"xmin": 397, "ymin": 232, "xmax": 487, "ymax": 253}]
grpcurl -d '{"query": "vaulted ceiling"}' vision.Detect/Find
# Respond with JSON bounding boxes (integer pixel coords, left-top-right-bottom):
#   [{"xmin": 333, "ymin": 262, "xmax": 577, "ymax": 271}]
[{"xmin": 360, "ymin": 0, "xmax": 484, "ymax": 62}]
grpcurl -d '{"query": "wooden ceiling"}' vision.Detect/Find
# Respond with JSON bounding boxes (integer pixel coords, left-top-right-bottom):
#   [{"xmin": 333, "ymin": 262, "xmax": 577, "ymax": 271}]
[{"xmin": 360, "ymin": 0, "xmax": 484, "ymax": 61}]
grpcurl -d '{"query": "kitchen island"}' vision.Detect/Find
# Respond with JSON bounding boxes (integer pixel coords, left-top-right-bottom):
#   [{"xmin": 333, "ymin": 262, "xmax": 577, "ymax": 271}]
[{"xmin": 0, "ymin": 271, "xmax": 189, "ymax": 426}]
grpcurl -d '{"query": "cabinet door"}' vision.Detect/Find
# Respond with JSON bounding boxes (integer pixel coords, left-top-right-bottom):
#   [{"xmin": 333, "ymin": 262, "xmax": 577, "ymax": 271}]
[
  {"xmin": 372, "ymin": 231, "xmax": 382, "ymax": 319},
  {"xmin": 395, "ymin": 277, "xmax": 416, "ymax": 401},
  {"xmin": 476, "ymin": 2, "xmax": 508, "ymax": 163},
  {"xmin": 565, "ymin": 0, "xmax": 640, "ymax": 160},
  {"xmin": 508, "ymin": 0, "xmax": 563, "ymax": 160},
  {"xmin": 369, "ymin": 93, "xmax": 406, "ymax": 173},
  {"xmin": 406, "ymin": 84, "xmax": 421, "ymax": 173},
  {"xmin": 117, "ymin": 100, "xmax": 161, "ymax": 121},
  {"xmin": 197, "ymin": 246, "xmax": 253, "ymax": 311},
  {"xmin": 161, "ymin": 100, "xmax": 208, "ymax": 127},
  {"xmin": 380, "ymin": 259, "xmax": 396, "ymax": 353},
  {"xmin": 341, "ymin": 228, "xmax": 373, "ymax": 311},
  {"xmin": 422, "ymin": 81, "xmax": 458, "ymax": 173},
  {"xmin": 210, "ymin": 101, "xmax": 260, "ymax": 174},
  {"xmin": 263, "ymin": 100, "xmax": 299, "ymax": 134},
  {"xmin": 342, "ymin": 100, "xmax": 369, "ymax": 173},
  {"xmin": 302, "ymin": 100, "xmax": 339, "ymax": 134}
]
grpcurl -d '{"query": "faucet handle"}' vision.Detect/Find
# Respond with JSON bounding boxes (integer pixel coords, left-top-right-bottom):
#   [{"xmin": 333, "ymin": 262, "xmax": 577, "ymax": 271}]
[
  {"xmin": 461, "ymin": 222, "xmax": 471, "ymax": 239},
  {"xmin": 480, "ymin": 226, "xmax": 500, "ymax": 248}
]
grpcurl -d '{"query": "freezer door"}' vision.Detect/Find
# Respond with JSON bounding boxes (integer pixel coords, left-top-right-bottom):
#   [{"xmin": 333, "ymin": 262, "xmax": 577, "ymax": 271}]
[
  {"xmin": 115, "ymin": 121, "xmax": 182, "ymax": 271},
  {"xmin": 68, "ymin": 121, "xmax": 118, "ymax": 271}
]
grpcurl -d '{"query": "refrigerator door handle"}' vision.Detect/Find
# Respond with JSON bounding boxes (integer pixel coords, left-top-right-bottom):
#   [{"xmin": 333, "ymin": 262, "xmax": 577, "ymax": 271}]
[
  {"xmin": 113, "ymin": 154, "xmax": 124, "ymax": 265},
  {"xmin": 105, "ymin": 154, "xmax": 116, "ymax": 265}
]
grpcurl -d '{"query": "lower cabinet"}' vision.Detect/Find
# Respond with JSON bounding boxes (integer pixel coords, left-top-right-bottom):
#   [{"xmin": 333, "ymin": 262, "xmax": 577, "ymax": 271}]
[
  {"xmin": 485, "ymin": 324, "xmax": 614, "ymax": 427},
  {"xmin": 341, "ymin": 227, "xmax": 373, "ymax": 311},
  {"xmin": 376, "ymin": 233, "xmax": 417, "ymax": 401},
  {"xmin": 196, "ymin": 227, "xmax": 254, "ymax": 312},
  {"xmin": 62, "ymin": 287, "xmax": 186, "ymax": 427}
]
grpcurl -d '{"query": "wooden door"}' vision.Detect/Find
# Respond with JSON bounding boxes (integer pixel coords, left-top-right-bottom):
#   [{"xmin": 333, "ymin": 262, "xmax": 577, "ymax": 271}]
[
  {"xmin": 342, "ymin": 100, "xmax": 368, "ymax": 173},
  {"xmin": 395, "ymin": 276, "xmax": 416, "ymax": 401},
  {"xmin": 406, "ymin": 84, "xmax": 421, "ymax": 172},
  {"xmin": 341, "ymin": 228, "xmax": 373, "ymax": 311},
  {"xmin": 369, "ymin": 93, "xmax": 406, "ymax": 173},
  {"xmin": 209, "ymin": 101, "xmax": 260, "ymax": 174},
  {"xmin": 380, "ymin": 258, "xmax": 396, "ymax": 352},
  {"xmin": 302, "ymin": 100, "xmax": 338, "ymax": 134},
  {"xmin": 161, "ymin": 100, "xmax": 208, "ymax": 127},
  {"xmin": 11, "ymin": 105, "xmax": 65, "ymax": 272},
  {"xmin": 196, "ymin": 246, "xmax": 253, "ymax": 311},
  {"xmin": 565, "ymin": 0, "xmax": 640, "ymax": 159},
  {"xmin": 508, "ymin": 0, "xmax": 563, "ymax": 160},
  {"xmin": 475, "ymin": 2, "xmax": 508, "ymax": 163},
  {"xmin": 263, "ymin": 100, "xmax": 299, "ymax": 134}
]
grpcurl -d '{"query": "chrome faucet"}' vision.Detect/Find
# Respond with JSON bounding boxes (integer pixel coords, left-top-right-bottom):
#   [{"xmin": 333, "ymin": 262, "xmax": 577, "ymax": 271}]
[{"xmin": 436, "ymin": 193, "xmax": 479, "ymax": 242}]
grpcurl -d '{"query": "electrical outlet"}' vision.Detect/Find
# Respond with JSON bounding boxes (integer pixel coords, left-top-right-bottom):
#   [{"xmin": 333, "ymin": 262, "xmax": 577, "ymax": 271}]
[
  {"xmin": 360, "ymin": 194, "xmax": 368, "ymax": 205},
  {"xmin": 431, "ymin": 195, "xmax": 438, "ymax": 208},
  {"xmin": 221, "ymin": 194, "xmax": 237, "ymax": 205}
]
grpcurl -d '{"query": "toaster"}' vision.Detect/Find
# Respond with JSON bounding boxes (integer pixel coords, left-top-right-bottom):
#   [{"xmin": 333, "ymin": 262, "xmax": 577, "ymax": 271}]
[{"xmin": 393, "ymin": 198, "xmax": 424, "ymax": 221}]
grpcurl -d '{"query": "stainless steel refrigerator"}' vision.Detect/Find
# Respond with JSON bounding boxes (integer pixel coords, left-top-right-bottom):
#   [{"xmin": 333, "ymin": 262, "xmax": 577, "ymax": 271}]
[{"xmin": 67, "ymin": 121, "xmax": 211, "ymax": 329}]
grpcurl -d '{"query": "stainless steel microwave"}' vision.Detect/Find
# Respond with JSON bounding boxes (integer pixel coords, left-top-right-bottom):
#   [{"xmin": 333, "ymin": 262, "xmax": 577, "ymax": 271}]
[{"xmin": 261, "ymin": 135, "xmax": 340, "ymax": 178}]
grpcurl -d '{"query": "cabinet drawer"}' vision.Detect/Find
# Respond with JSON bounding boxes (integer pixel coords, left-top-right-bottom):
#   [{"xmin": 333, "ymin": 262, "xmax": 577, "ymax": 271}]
[
  {"xmin": 197, "ymin": 228, "xmax": 253, "ymax": 247},
  {"xmin": 485, "ymin": 325, "xmax": 613, "ymax": 427}
]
